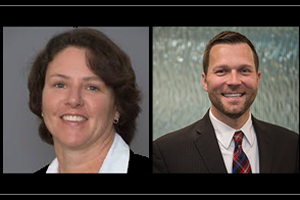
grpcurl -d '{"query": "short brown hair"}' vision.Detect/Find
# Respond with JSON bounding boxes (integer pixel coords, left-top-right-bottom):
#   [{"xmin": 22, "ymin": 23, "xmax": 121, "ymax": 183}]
[
  {"xmin": 203, "ymin": 31, "xmax": 259, "ymax": 75},
  {"xmin": 28, "ymin": 28, "xmax": 141, "ymax": 145}
]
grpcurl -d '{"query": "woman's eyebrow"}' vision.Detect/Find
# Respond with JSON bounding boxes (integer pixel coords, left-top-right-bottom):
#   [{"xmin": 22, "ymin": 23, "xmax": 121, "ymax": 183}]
[
  {"xmin": 50, "ymin": 73, "xmax": 70, "ymax": 79},
  {"xmin": 82, "ymin": 76, "xmax": 101, "ymax": 82},
  {"xmin": 49, "ymin": 73, "xmax": 100, "ymax": 81}
]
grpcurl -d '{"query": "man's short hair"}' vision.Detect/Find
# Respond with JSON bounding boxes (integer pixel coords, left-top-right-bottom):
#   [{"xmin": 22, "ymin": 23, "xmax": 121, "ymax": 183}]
[{"xmin": 203, "ymin": 31, "xmax": 259, "ymax": 75}]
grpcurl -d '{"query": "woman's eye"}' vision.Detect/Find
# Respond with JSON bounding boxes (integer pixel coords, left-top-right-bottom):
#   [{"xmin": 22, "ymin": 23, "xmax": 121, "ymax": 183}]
[
  {"xmin": 54, "ymin": 83, "xmax": 66, "ymax": 88},
  {"xmin": 87, "ymin": 86, "xmax": 99, "ymax": 91}
]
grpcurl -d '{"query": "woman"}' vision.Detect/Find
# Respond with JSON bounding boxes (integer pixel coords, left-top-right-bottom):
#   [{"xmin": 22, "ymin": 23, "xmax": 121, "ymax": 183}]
[{"xmin": 28, "ymin": 28, "xmax": 148, "ymax": 173}]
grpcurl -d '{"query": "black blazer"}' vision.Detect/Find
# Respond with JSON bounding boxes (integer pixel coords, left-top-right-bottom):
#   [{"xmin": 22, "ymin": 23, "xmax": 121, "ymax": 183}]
[
  {"xmin": 35, "ymin": 150, "xmax": 149, "ymax": 174},
  {"xmin": 153, "ymin": 110, "xmax": 299, "ymax": 173}
]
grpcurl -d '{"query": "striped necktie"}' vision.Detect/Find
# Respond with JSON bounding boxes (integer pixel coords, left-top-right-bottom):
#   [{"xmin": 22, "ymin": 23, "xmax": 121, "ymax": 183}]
[{"xmin": 232, "ymin": 131, "xmax": 252, "ymax": 174}]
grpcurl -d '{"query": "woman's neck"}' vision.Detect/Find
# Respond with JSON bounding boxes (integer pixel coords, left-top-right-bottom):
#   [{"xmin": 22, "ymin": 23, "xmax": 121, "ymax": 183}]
[{"xmin": 54, "ymin": 131, "xmax": 115, "ymax": 173}]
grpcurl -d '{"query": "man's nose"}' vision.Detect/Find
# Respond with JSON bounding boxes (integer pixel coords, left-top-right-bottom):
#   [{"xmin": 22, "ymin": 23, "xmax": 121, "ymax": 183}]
[
  {"xmin": 226, "ymin": 70, "xmax": 242, "ymax": 86},
  {"xmin": 65, "ymin": 87, "xmax": 84, "ymax": 108}
]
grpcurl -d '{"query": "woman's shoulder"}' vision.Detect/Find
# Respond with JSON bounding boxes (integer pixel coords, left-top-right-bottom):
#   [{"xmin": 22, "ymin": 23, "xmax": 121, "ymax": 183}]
[
  {"xmin": 33, "ymin": 151, "xmax": 149, "ymax": 174},
  {"xmin": 34, "ymin": 164, "xmax": 49, "ymax": 174},
  {"xmin": 127, "ymin": 150, "xmax": 149, "ymax": 174}
]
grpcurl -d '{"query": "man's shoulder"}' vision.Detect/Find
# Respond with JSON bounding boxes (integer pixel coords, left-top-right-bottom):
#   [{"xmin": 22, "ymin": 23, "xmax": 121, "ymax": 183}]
[
  {"xmin": 153, "ymin": 110, "xmax": 212, "ymax": 149},
  {"xmin": 154, "ymin": 119, "xmax": 201, "ymax": 146},
  {"xmin": 253, "ymin": 117, "xmax": 299, "ymax": 141}
]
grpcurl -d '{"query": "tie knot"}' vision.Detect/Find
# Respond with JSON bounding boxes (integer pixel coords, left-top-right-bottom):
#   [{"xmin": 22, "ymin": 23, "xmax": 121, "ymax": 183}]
[{"xmin": 233, "ymin": 131, "xmax": 244, "ymax": 146}]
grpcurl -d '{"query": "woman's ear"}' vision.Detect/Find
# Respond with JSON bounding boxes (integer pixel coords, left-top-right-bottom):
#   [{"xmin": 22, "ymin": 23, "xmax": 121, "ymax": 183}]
[
  {"xmin": 113, "ymin": 109, "xmax": 120, "ymax": 124},
  {"xmin": 115, "ymin": 110, "xmax": 120, "ymax": 120}
]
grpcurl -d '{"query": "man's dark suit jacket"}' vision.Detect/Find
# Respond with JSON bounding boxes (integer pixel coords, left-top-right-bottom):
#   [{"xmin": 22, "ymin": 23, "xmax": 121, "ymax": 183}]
[
  {"xmin": 35, "ymin": 150, "xmax": 149, "ymax": 174},
  {"xmin": 153, "ymin": 110, "xmax": 299, "ymax": 173}
]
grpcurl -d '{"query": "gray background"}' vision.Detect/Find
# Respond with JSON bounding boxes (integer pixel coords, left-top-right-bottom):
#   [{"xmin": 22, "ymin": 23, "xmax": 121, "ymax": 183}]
[{"xmin": 3, "ymin": 27, "xmax": 149, "ymax": 173}]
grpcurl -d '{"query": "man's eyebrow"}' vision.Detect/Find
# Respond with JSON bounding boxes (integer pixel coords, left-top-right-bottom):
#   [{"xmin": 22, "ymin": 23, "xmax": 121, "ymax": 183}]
[
  {"xmin": 49, "ymin": 73, "xmax": 101, "ymax": 81},
  {"xmin": 238, "ymin": 64, "xmax": 253, "ymax": 68},
  {"xmin": 212, "ymin": 65, "xmax": 230, "ymax": 71},
  {"xmin": 213, "ymin": 64, "xmax": 253, "ymax": 69}
]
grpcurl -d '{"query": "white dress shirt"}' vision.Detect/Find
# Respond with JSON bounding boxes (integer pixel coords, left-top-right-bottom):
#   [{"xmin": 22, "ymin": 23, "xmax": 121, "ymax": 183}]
[
  {"xmin": 209, "ymin": 109, "xmax": 260, "ymax": 173},
  {"xmin": 46, "ymin": 133, "xmax": 130, "ymax": 173}
]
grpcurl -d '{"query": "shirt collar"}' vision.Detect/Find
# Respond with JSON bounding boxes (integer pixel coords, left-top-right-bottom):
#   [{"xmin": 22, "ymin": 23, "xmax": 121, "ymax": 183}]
[
  {"xmin": 209, "ymin": 108, "xmax": 254, "ymax": 149},
  {"xmin": 46, "ymin": 133, "xmax": 130, "ymax": 173},
  {"xmin": 99, "ymin": 133, "xmax": 130, "ymax": 173}
]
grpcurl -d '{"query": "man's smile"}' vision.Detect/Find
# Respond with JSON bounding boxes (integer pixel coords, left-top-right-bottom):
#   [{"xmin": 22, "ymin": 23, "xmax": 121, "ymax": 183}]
[{"xmin": 222, "ymin": 93, "xmax": 246, "ymax": 98}]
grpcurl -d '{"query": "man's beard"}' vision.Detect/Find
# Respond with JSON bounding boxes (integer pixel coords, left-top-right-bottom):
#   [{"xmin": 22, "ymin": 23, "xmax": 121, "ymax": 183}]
[{"xmin": 208, "ymin": 88, "xmax": 258, "ymax": 119}]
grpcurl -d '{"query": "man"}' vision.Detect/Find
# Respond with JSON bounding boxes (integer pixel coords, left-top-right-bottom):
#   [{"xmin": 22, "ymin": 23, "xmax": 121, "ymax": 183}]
[{"xmin": 153, "ymin": 31, "xmax": 299, "ymax": 173}]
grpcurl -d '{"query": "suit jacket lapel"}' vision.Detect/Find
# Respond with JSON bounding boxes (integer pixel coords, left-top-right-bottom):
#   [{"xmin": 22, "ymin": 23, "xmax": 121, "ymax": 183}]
[
  {"xmin": 252, "ymin": 116, "xmax": 273, "ymax": 173},
  {"xmin": 193, "ymin": 111, "xmax": 227, "ymax": 173}
]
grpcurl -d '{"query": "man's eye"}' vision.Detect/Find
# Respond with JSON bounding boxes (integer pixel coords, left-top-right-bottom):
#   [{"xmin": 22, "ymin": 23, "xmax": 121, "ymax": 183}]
[
  {"xmin": 87, "ymin": 86, "xmax": 99, "ymax": 91},
  {"xmin": 241, "ymin": 69, "xmax": 250, "ymax": 73},
  {"xmin": 54, "ymin": 83, "xmax": 65, "ymax": 88},
  {"xmin": 216, "ymin": 70, "xmax": 225, "ymax": 74}
]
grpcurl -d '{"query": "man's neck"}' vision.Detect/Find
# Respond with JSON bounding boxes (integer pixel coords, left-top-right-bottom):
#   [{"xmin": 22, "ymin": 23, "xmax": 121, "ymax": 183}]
[{"xmin": 210, "ymin": 106, "xmax": 250, "ymax": 130}]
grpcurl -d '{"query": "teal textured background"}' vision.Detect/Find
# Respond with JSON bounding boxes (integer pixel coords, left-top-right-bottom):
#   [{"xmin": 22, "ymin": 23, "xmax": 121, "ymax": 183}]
[{"xmin": 153, "ymin": 27, "xmax": 299, "ymax": 140}]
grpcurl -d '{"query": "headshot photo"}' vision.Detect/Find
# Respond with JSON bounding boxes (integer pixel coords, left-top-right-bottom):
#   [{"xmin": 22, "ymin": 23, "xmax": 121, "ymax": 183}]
[
  {"xmin": 3, "ymin": 27, "xmax": 149, "ymax": 173},
  {"xmin": 153, "ymin": 27, "xmax": 299, "ymax": 173}
]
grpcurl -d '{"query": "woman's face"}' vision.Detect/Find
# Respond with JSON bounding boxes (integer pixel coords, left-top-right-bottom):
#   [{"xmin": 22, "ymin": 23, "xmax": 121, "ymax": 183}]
[{"xmin": 42, "ymin": 47, "xmax": 119, "ymax": 149}]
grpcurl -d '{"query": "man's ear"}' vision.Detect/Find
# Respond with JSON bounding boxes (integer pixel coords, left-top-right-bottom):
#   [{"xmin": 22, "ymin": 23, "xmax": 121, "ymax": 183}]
[
  {"xmin": 257, "ymin": 71, "xmax": 261, "ymax": 89},
  {"xmin": 202, "ymin": 72, "xmax": 208, "ymax": 92}
]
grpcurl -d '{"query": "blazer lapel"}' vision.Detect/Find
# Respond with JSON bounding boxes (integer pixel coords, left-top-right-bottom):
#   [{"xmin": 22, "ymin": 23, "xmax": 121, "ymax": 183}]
[
  {"xmin": 193, "ymin": 111, "xmax": 227, "ymax": 173},
  {"xmin": 252, "ymin": 116, "xmax": 273, "ymax": 173}
]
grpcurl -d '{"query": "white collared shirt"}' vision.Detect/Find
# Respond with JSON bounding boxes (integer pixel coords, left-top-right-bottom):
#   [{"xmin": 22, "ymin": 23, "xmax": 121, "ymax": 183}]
[
  {"xmin": 209, "ymin": 109, "xmax": 260, "ymax": 173},
  {"xmin": 46, "ymin": 133, "xmax": 130, "ymax": 173}
]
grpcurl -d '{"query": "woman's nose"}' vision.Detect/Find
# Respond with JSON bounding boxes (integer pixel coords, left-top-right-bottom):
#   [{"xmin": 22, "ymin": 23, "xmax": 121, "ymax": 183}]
[{"xmin": 65, "ymin": 87, "xmax": 83, "ymax": 108}]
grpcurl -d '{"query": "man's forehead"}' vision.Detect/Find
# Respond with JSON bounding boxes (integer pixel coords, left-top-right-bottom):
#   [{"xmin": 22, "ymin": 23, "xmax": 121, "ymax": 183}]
[
  {"xmin": 209, "ymin": 43, "xmax": 255, "ymax": 68},
  {"xmin": 210, "ymin": 43, "xmax": 253, "ymax": 54}
]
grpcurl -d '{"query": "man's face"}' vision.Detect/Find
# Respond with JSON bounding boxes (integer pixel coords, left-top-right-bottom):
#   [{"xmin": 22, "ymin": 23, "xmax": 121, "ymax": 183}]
[{"xmin": 202, "ymin": 43, "xmax": 261, "ymax": 119}]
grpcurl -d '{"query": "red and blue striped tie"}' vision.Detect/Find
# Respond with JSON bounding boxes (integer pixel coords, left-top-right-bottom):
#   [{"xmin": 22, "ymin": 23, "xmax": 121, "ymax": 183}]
[{"xmin": 232, "ymin": 131, "xmax": 252, "ymax": 174}]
